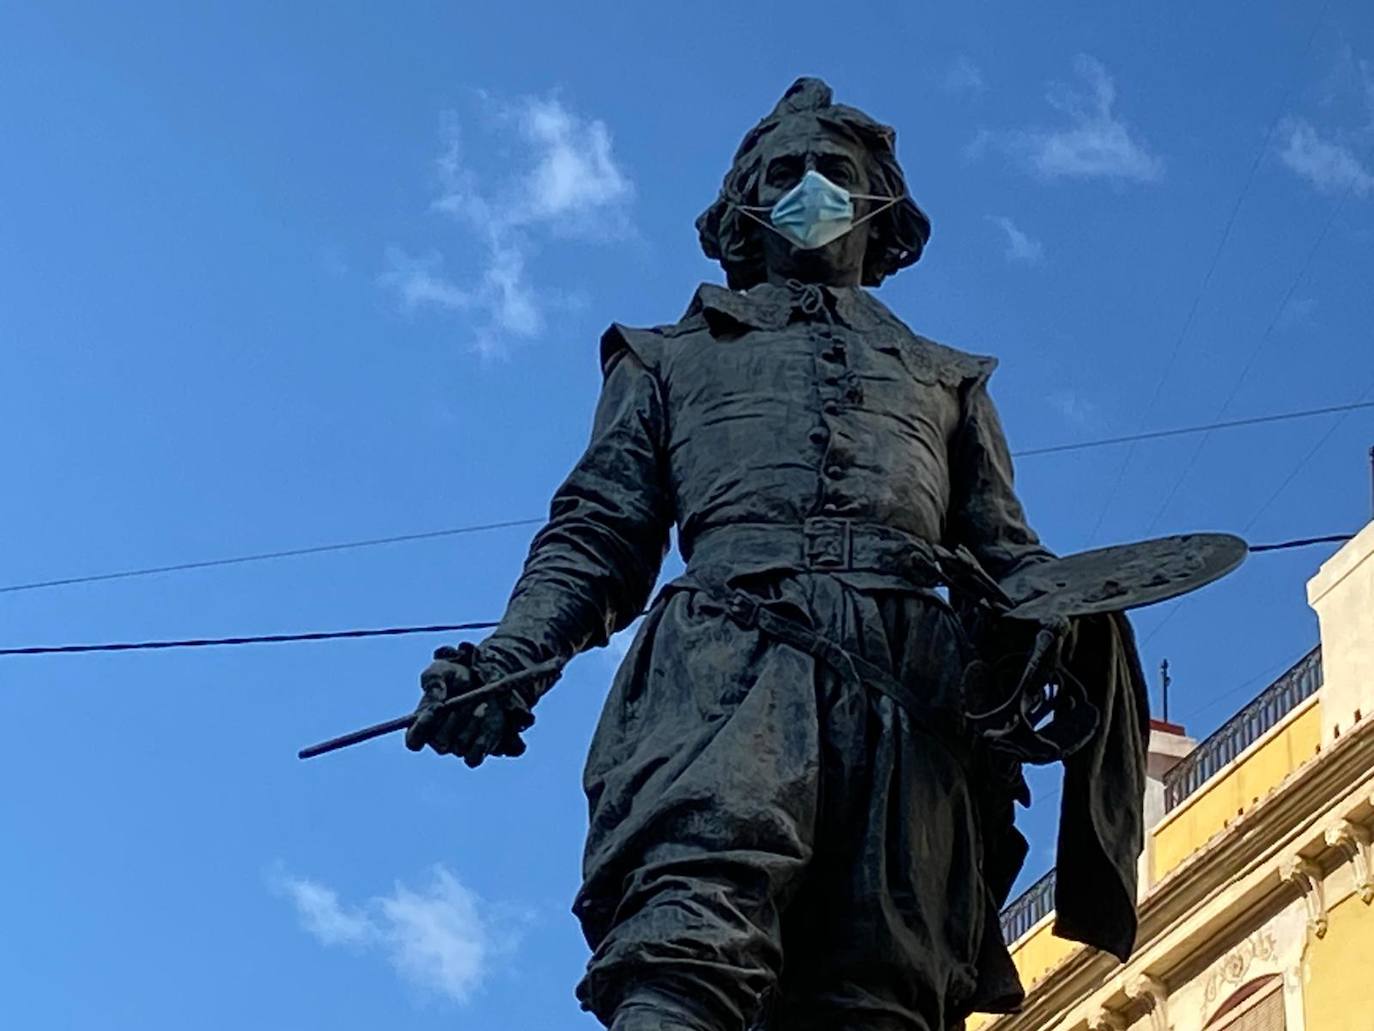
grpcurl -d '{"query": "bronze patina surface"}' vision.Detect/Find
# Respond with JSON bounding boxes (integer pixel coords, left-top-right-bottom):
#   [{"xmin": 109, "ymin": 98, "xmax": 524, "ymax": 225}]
[
  {"xmin": 1000, "ymin": 533, "xmax": 1247, "ymax": 623},
  {"xmin": 405, "ymin": 78, "xmax": 1155, "ymax": 1031}
]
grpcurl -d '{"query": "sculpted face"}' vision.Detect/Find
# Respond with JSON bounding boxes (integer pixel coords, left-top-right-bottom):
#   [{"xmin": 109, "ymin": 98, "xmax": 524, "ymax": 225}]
[{"xmin": 754, "ymin": 121, "xmax": 874, "ymax": 288}]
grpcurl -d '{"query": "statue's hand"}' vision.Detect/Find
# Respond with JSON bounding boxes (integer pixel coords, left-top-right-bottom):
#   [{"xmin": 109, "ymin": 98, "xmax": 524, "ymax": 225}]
[
  {"xmin": 1015, "ymin": 615, "xmax": 1076, "ymax": 694},
  {"xmin": 404, "ymin": 643, "xmax": 536, "ymax": 767},
  {"xmin": 966, "ymin": 614, "xmax": 1095, "ymax": 764}
]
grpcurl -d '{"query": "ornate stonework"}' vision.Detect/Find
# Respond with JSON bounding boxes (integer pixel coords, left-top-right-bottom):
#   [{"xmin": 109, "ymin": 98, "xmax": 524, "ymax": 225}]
[
  {"xmin": 1127, "ymin": 974, "xmax": 1169, "ymax": 1031},
  {"xmin": 1280, "ymin": 855, "xmax": 1329, "ymax": 938},
  {"xmin": 1324, "ymin": 819, "xmax": 1373, "ymax": 904},
  {"xmin": 1202, "ymin": 930, "xmax": 1277, "ymax": 1009},
  {"xmin": 1086, "ymin": 1004, "xmax": 1127, "ymax": 1031}
]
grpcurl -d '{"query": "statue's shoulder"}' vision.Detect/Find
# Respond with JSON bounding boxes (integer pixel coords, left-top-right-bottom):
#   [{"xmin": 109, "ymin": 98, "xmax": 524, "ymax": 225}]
[
  {"xmin": 598, "ymin": 312, "xmax": 709, "ymax": 377},
  {"xmin": 599, "ymin": 282, "xmax": 740, "ymax": 377},
  {"xmin": 906, "ymin": 330, "xmax": 998, "ymax": 385},
  {"xmin": 866, "ymin": 301, "xmax": 997, "ymax": 386}
]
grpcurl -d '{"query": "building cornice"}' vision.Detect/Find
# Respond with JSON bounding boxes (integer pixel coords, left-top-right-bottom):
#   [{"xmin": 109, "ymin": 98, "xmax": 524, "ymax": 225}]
[{"xmin": 980, "ymin": 710, "xmax": 1374, "ymax": 1030}]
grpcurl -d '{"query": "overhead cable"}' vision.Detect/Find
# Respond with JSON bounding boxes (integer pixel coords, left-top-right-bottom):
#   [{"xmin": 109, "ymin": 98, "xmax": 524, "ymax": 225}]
[
  {"xmin": 1242, "ymin": 380, "xmax": 1374, "ymax": 536},
  {"xmin": 1140, "ymin": 375, "xmax": 1374, "ymax": 650},
  {"xmin": 1012, "ymin": 399, "xmax": 1374, "ymax": 458},
  {"xmin": 1247, "ymin": 533, "xmax": 1355, "ymax": 552},
  {"xmin": 0, "ymin": 518, "xmax": 544, "ymax": 595},
  {"xmin": 1143, "ymin": 154, "xmax": 1364, "ymax": 534},
  {"xmin": 1082, "ymin": 0, "xmax": 1336, "ymax": 546},
  {"xmin": 0, "ymin": 533, "xmax": 1354, "ymax": 659},
  {"xmin": 0, "ymin": 620, "xmax": 502, "ymax": 657},
  {"xmin": 3, "ymin": 400, "xmax": 1368, "ymax": 597}
]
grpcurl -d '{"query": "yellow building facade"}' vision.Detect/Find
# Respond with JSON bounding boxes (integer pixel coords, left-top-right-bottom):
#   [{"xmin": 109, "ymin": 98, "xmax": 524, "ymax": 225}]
[{"xmin": 969, "ymin": 521, "xmax": 1374, "ymax": 1031}]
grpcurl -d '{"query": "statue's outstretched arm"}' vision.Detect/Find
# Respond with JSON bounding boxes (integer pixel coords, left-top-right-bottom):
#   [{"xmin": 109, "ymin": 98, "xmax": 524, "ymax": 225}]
[
  {"xmin": 479, "ymin": 348, "xmax": 674, "ymax": 682},
  {"xmin": 406, "ymin": 347, "xmax": 673, "ymax": 765}
]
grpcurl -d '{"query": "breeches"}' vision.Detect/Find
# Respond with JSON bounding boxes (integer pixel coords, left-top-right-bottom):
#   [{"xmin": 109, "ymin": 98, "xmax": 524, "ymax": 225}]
[{"xmin": 573, "ymin": 575, "xmax": 989, "ymax": 1031}]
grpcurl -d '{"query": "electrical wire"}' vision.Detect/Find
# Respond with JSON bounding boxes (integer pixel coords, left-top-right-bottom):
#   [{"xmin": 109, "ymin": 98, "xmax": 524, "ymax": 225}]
[
  {"xmin": 3, "ymin": 400, "xmax": 1368, "ymax": 598},
  {"xmin": 1012, "ymin": 399, "xmax": 1374, "ymax": 457},
  {"xmin": 0, "ymin": 620, "xmax": 502, "ymax": 657},
  {"xmin": 1142, "ymin": 154, "xmax": 1363, "ymax": 535},
  {"xmin": 0, "ymin": 518, "xmax": 545, "ymax": 595},
  {"xmin": 0, "ymin": 533, "xmax": 1353, "ymax": 658},
  {"xmin": 1081, "ymin": 0, "xmax": 1335, "ymax": 547},
  {"xmin": 1242, "ymin": 380, "xmax": 1374, "ymax": 535},
  {"xmin": 1174, "ymin": 654, "xmax": 1299, "ymax": 726},
  {"xmin": 1139, "ymin": 375, "xmax": 1373, "ymax": 650},
  {"xmin": 1248, "ymin": 533, "xmax": 1354, "ymax": 552}
]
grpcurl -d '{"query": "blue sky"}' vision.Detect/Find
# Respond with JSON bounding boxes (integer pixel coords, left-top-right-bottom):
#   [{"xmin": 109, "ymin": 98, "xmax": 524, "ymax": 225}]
[{"xmin": 3, "ymin": 2, "xmax": 1373, "ymax": 1027}]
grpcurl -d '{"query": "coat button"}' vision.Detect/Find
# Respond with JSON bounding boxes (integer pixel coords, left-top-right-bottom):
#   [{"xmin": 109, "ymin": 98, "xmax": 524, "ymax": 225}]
[
  {"xmin": 825, "ymin": 465, "xmax": 843, "ymax": 479},
  {"xmin": 823, "ymin": 401, "xmax": 841, "ymax": 415},
  {"xmin": 809, "ymin": 427, "xmax": 829, "ymax": 445},
  {"xmin": 820, "ymin": 500, "xmax": 840, "ymax": 513}
]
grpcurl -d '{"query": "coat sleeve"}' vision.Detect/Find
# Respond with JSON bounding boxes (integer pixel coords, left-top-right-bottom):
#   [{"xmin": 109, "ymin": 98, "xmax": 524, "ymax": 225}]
[
  {"xmin": 947, "ymin": 365, "xmax": 1053, "ymax": 581},
  {"xmin": 948, "ymin": 364, "xmax": 1151, "ymax": 965},
  {"xmin": 475, "ymin": 343, "xmax": 673, "ymax": 686}
]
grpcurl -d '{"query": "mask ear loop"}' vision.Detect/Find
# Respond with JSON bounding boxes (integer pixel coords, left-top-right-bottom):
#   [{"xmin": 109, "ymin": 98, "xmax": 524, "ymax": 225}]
[
  {"xmin": 844, "ymin": 194, "xmax": 902, "ymax": 233},
  {"xmin": 729, "ymin": 195, "xmax": 902, "ymax": 246},
  {"xmin": 731, "ymin": 203, "xmax": 794, "ymax": 244}
]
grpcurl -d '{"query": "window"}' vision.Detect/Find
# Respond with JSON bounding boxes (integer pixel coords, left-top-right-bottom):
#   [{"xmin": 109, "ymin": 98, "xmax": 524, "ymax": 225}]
[{"xmin": 1207, "ymin": 975, "xmax": 1284, "ymax": 1031}]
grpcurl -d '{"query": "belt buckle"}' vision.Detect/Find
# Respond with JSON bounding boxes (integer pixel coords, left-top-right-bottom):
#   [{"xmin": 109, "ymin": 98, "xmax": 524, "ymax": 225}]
[
  {"xmin": 804, "ymin": 517, "xmax": 852, "ymax": 569},
  {"xmin": 725, "ymin": 591, "xmax": 761, "ymax": 628}
]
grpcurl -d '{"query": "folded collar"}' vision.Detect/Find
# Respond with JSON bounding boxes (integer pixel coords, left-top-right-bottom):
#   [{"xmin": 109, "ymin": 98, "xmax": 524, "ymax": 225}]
[{"xmin": 683, "ymin": 281, "xmax": 892, "ymax": 335}]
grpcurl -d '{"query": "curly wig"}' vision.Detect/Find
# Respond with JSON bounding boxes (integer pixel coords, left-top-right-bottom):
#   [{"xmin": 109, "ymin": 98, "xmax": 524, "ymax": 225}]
[{"xmin": 695, "ymin": 77, "xmax": 931, "ymax": 290}]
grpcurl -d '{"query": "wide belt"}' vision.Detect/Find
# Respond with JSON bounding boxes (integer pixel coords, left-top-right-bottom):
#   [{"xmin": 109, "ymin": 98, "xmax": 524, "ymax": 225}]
[
  {"xmin": 682, "ymin": 518, "xmax": 1013, "ymax": 608},
  {"xmin": 668, "ymin": 521, "xmax": 1095, "ymax": 767},
  {"xmin": 683, "ymin": 518, "xmax": 947, "ymax": 585}
]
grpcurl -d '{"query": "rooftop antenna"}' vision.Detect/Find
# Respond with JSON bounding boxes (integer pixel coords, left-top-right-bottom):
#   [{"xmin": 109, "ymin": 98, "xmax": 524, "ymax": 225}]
[{"xmin": 1160, "ymin": 658, "xmax": 1172, "ymax": 723}]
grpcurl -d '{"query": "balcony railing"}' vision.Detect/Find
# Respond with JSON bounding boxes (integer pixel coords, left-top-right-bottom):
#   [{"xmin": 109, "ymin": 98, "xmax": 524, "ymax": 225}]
[
  {"xmin": 999, "ymin": 868, "xmax": 1057, "ymax": 943},
  {"xmin": 998, "ymin": 645, "xmax": 1323, "ymax": 944},
  {"xmin": 1161, "ymin": 646, "xmax": 1323, "ymax": 813}
]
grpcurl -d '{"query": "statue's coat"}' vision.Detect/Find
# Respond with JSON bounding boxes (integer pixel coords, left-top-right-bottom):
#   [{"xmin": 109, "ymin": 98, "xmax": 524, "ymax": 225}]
[{"xmin": 474, "ymin": 281, "xmax": 1148, "ymax": 1028}]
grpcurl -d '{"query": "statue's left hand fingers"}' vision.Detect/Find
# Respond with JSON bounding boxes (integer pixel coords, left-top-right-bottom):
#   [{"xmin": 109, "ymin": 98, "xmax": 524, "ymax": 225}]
[
  {"xmin": 428, "ymin": 707, "xmax": 471, "ymax": 756},
  {"xmin": 443, "ymin": 702, "xmax": 491, "ymax": 765},
  {"xmin": 493, "ymin": 727, "xmax": 528, "ymax": 758},
  {"xmin": 406, "ymin": 702, "xmax": 446, "ymax": 752},
  {"xmin": 460, "ymin": 704, "xmax": 508, "ymax": 768}
]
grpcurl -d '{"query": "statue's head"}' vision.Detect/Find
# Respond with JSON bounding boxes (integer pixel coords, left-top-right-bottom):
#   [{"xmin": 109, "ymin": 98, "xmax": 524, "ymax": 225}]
[{"xmin": 696, "ymin": 77, "xmax": 930, "ymax": 290}]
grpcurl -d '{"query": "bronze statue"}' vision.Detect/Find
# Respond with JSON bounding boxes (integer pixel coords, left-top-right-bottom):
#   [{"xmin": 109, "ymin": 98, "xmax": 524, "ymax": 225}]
[{"xmin": 403, "ymin": 78, "xmax": 1154, "ymax": 1031}]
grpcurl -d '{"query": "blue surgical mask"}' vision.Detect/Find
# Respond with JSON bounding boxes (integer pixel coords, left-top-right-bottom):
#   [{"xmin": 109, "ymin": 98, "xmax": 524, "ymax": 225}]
[{"xmin": 735, "ymin": 169, "xmax": 900, "ymax": 250}]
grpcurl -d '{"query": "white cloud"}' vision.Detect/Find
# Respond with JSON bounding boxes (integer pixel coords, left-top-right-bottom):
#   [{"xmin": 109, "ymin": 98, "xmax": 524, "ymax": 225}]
[
  {"xmin": 1277, "ymin": 48, "xmax": 1374, "ymax": 202},
  {"xmin": 1277, "ymin": 50, "xmax": 1374, "ymax": 200},
  {"xmin": 274, "ymin": 865, "xmax": 521, "ymax": 1004},
  {"xmin": 986, "ymin": 215, "xmax": 1044, "ymax": 263},
  {"xmin": 1278, "ymin": 118, "xmax": 1374, "ymax": 197},
  {"xmin": 942, "ymin": 56, "xmax": 985, "ymax": 96},
  {"xmin": 376, "ymin": 868, "xmax": 492, "ymax": 1003},
  {"xmin": 381, "ymin": 248, "xmax": 474, "ymax": 311},
  {"xmin": 1047, "ymin": 389, "xmax": 1099, "ymax": 429},
  {"xmin": 516, "ymin": 98, "xmax": 633, "ymax": 226},
  {"xmin": 977, "ymin": 55, "xmax": 1163, "ymax": 183},
  {"xmin": 278, "ymin": 875, "xmax": 375, "ymax": 947},
  {"xmin": 1318, "ymin": 45, "xmax": 1374, "ymax": 112},
  {"xmin": 384, "ymin": 93, "xmax": 634, "ymax": 358}
]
